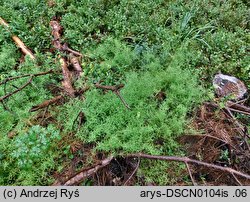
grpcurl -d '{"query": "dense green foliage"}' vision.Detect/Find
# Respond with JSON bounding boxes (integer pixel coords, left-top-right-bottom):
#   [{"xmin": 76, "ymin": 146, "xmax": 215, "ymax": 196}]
[
  {"xmin": 0, "ymin": 0, "xmax": 249, "ymax": 185},
  {"xmin": 59, "ymin": 47, "xmax": 202, "ymax": 154}
]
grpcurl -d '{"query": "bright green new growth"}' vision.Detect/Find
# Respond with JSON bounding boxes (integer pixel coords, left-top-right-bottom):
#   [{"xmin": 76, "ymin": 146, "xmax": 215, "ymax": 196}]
[
  {"xmin": 58, "ymin": 46, "xmax": 203, "ymax": 155},
  {"xmin": 0, "ymin": 125, "xmax": 61, "ymax": 185}
]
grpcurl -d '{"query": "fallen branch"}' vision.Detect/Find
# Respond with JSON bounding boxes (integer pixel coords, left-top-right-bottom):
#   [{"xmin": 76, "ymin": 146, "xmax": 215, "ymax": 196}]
[
  {"xmin": 60, "ymin": 57, "xmax": 75, "ymax": 97},
  {"xmin": 55, "ymin": 153, "xmax": 250, "ymax": 186},
  {"xmin": 0, "ymin": 17, "xmax": 35, "ymax": 60},
  {"xmin": 204, "ymin": 101, "xmax": 250, "ymax": 144},
  {"xmin": 54, "ymin": 156, "xmax": 114, "ymax": 186},
  {"xmin": 30, "ymin": 95, "xmax": 64, "ymax": 112},
  {"xmin": 0, "ymin": 70, "xmax": 54, "ymax": 103},
  {"xmin": 185, "ymin": 162, "xmax": 196, "ymax": 186},
  {"xmin": 127, "ymin": 153, "xmax": 250, "ymax": 180},
  {"xmin": 62, "ymin": 43, "xmax": 82, "ymax": 57},
  {"xmin": 0, "ymin": 69, "xmax": 53, "ymax": 86},
  {"xmin": 184, "ymin": 134, "xmax": 237, "ymax": 151},
  {"xmin": 123, "ymin": 157, "xmax": 140, "ymax": 186},
  {"xmin": 226, "ymin": 101, "xmax": 250, "ymax": 116},
  {"xmin": 49, "ymin": 20, "xmax": 63, "ymax": 50},
  {"xmin": 0, "ymin": 77, "xmax": 33, "ymax": 102},
  {"xmin": 231, "ymin": 173, "xmax": 243, "ymax": 186},
  {"xmin": 95, "ymin": 82, "xmax": 130, "ymax": 109},
  {"xmin": 224, "ymin": 107, "xmax": 250, "ymax": 151},
  {"xmin": 50, "ymin": 20, "xmax": 76, "ymax": 97},
  {"xmin": 30, "ymin": 86, "xmax": 89, "ymax": 112}
]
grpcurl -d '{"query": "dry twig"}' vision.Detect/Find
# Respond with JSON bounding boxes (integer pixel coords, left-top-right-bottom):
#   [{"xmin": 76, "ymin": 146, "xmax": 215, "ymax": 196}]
[
  {"xmin": 226, "ymin": 101, "xmax": 250, "ymax": 114},
  {"xmin": 127, "ymin": 153, "xmax": 250, "ymax": 180},
  {"xmin": 54, "ymin": 156, "xmax": 114, "ymax": 186},
  {"xmin": 0, "ymin": 69, "xmax": 53, "ymax": 86},
  {"xmin": 62, "ymin": 43, "xmax": 82, "ymax": 57},
  {"xmin": 54, "ymin": 153, "xmax": 250, "ymax": 186},
  {"xmin": 123, "ymin": 157, "xmax": 140, "ymax": 186},
  {"xmin": 185, "ymin": 162, "xmax": 196, "ymax": 185},
  {"xmin": 0, "ymin": 70, "xmax": 53, "ymax": 102},
  {"xmin": 30, "ymin": 95, "xmax": 64, "ymax": 112},
  {"xmin": 95, "ymin": 82, "xmax": 130, "ymax": 109},
  {"xmin": 0, "ymin": 77, "xmax": 33, "ymax": 102},
  {"xmin": 0, "ymin": 17, "xmax": 35, "ymax": 60}
]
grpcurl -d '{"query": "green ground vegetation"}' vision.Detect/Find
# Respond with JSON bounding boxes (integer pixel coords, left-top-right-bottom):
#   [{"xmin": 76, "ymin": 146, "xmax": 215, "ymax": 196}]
[{"xmin": 0, "ymin": 0, "xmax": 249, "ymax": 185}]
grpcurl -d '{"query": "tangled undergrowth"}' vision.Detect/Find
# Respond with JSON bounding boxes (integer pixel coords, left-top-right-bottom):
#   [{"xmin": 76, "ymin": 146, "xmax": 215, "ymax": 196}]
[
  {"xmin": 180, "ymin": 103, "xmax": 250, "ymax": 185},
  {"xmin": 0, "ymin": 0, "xmax": 249, "ymax": 185}
]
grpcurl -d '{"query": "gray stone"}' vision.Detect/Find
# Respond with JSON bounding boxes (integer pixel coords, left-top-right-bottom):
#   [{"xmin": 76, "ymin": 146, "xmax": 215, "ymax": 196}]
[{"xmin": 213, "ymin": 73, "xmax": 248, "ymax": 100}]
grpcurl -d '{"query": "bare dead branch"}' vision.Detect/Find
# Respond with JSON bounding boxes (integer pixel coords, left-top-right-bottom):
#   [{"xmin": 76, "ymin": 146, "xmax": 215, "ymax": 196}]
[
  {"xmin": 185, "ymin": 162, "xmax": 196, "ymax": 186},
  {"xmin": 30, "ymin": 95, "xmax": 64, "ymax": 112},
  {"xmin": 0, "ymin": 70, "xmax": 54, "ymax": 104},
  {"xmin": 226, "ymin": 107, "xmax": 250, "ymax": 116},
  {"xmin": 126, "ymin": 153, "xmax": 250, "ymax": 180},
  {"xmin": 204, "ymin": 101, "xmax": 250, "ymax": 148},
  {"xmin": 226, "ymin": 101, "xmax": 250, "ymax": 115},
  {"xmin": 224, "ymin": 107, "xmax": 250, "ymax": 151},
  {"xmin": 55, "ymin": 152, "xmax": 250, "ymax": 186},
  {"xmin": 49, "ymin": 20, "xmax": 63, "ymax": 50},
  {"xmin": 50, "ymin": 20, "xmax": 76, "ymax": 97},
  {"xmin": 0, "ymin": 17, "xmax": 35, "ymax": 60},
  {"xmin": 62, "ymin": 43, "xmax": 82, "ymax": 56},
  {"xmin": 123, "ymin": 157, "xmax": 140, "ymax": 186},
  {"xmin": 185, "ymin": 134, "xmax": 237, "ymax": 151},
  {"xmin": 54, "ymin": 156, "xmax": 114, "ymax": 186},
  {"xmin": 95, "ymin": 82, "xmax": 130, "ymax": 109},
  {"xmin": 231, "ymin": 173, "xmax": 243, "ymax": 186},
  {"xmin": 0, "ymin": 77, "xmax": 33, "ymax": 102},
  {"xmin": 0, "ymin": 69, "xmax": 53, "ymax": 86},
  {"xmin": 59, "ymin": 57, "xmax": 75, "ymax": 97},
  {"xmin": 115, "ymin": 91, "xmax": 131, "ymax": 110},
  {"xmin": 95, "ymin": 82, "xmax": 124, "ymax": 91}
]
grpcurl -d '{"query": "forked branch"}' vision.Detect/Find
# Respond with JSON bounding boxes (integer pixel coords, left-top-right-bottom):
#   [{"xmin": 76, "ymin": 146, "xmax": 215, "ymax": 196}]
[
  {"xmin": 95, "ymin": 82, "xmax": 130, "ymax": 109},
  {"xmin": 0, "ymin": 70, "xmax": 53, "ymax": 102}
]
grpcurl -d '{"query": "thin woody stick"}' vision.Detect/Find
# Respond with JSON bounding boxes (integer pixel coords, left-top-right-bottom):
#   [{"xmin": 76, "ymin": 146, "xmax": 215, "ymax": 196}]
[
  {"xmin": 95, "ymin": 82, "xmax": 131, "ymax": 109},
  {"xmin": 54, "ymin": 153, "xmax": 250, "ymax": 186},
  {"xmin": 0, "ymin": 17, "xmax": 35, "ymax": 60},
  {"xmin": 0, "ymin": 70, "xmax": 53, "ymax": 102}
]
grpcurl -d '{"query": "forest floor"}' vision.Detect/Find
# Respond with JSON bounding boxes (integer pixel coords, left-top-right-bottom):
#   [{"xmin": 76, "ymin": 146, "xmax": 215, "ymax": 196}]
[{"xmin": 0, "ymin": 0, "xmax": 249, "ymax": 186}]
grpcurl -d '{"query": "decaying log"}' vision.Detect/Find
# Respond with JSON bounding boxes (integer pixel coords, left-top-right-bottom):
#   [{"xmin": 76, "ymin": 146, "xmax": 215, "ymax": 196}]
[
  {"xmin": 49, "ymin": 20, "xmax": 63, "ymax": 50},
  {"xmin": 60, "ymin": 57, "xmax": 75, "ymax": 97},
  {"xmin": 50, "ymin": 20, "xmax": 75, "ymax": 97},
  {"xmin": 0, "ymin": 17, "xmax": 35, "ymax": 60}
]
